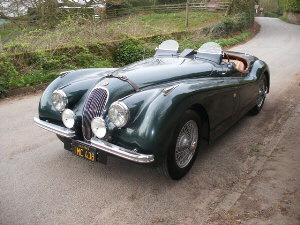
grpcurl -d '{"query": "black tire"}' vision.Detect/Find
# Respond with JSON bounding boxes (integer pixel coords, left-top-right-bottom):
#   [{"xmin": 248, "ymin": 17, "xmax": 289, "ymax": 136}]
[
  {"xmin": 250, "ymin": 75, "xmax": 268, "ymax": 115},
  {"xmin": 158, "ymin": 110, "xmax": 202, "ymax": 180}
]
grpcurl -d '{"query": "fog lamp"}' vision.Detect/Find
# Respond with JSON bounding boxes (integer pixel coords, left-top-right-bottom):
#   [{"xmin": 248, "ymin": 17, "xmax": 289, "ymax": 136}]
[
  {"xmin": 91, "ymin": 117, "xmax": 107, "ymax": 138},
  {"xmin": 62, "ymin": 109, "xmax": 75, "ymax": 128}
]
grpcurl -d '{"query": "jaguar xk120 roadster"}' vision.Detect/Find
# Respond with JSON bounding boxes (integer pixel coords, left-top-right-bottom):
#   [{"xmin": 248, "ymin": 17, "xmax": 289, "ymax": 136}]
[{"xmin": 34, "ymin": 41, "xmax": 270, "ymax": 179}]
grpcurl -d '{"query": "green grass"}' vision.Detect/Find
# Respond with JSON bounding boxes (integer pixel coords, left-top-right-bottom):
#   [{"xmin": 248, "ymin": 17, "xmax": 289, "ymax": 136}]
[
  {"xmin": 0, "ymin": 11, "xmax": 224, "ymax": 54},
  {"xmin": 279, "ymin": 15, "xmax": 288, "ymax": 22},
  {"xmin": 137, "ymin": 11, "xmax": 223, "ymax": 31},
  {"xmin": 215, "ymin": 31, "xmax": 251, "ymax": 47},
  {"xmin": 175, "ymin": 30, "xmax": 251, "ymax": 51}
]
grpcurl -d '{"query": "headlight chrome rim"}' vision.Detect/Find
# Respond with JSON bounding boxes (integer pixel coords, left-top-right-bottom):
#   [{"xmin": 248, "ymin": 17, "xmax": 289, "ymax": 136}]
[
  {"xmin": 52, "ymin": 89, "xmax": 68, "ymax": 112},
  {"xmin": 108, "ymin": 101, "xmax": 129, "ymax": 128},
  {"xmin": 91, "ymin": 117, "xmax": 107, "ymax": 139},
  {"xmin": 62, "ymin": 109, "xmax": 75, "ymax": 129}
]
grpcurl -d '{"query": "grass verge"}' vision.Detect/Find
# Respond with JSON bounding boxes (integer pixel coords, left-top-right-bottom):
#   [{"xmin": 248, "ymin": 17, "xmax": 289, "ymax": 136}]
[{"xmin": 0, "ymin": 11, "xmax": 223, "ymax": 54}]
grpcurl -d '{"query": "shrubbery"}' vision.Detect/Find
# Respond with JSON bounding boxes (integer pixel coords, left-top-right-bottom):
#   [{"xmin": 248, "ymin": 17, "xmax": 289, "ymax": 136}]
[
  {"xmin": 211, "ymin": 13, "xmax": 252, "ymax": 38},
  {"xmin": 0, "ymin": 56, "xmax": 19, "ymax": 97},
  {"xmin": 0, "ymin": 49, "xmax": 113, "ymax": 97},
  {"xmin": 115, "ymin": 39, "xmax": 144, "ymax": 65},
  {"xmin": 279, "ymin": 0, "xmax": 300, "ymax": 12}
]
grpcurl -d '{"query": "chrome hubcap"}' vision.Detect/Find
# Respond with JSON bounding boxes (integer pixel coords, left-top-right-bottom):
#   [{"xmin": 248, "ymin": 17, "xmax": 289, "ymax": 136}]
[
  {"xmin": 175, "ymin": 120, "xmax": 198, "ymax": 168},
  {"xmin": 257, "ymin": 80, "xmax": 267, "ymax": 108}
]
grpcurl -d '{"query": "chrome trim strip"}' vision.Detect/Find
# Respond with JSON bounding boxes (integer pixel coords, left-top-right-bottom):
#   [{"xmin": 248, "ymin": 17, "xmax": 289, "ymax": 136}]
[
  {"xmin": 90, "ymin": 137, "xmax": 154, "ymax": 163},
  {"xmin": 34, "ymin": 117, "xmax": 75, "ymax": 138}
]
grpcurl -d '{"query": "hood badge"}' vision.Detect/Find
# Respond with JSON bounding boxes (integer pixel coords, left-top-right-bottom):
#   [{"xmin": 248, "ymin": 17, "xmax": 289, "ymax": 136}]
[
  {"xmin": 102, "ymin": 80, "xmax": 109, "ymax": 86},
  {"xmin": 163, "ymin": 84, "xmax": 179, "ymax": 96}
]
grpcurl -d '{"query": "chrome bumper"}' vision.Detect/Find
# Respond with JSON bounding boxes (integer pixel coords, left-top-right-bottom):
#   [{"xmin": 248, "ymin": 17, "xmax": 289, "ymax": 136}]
[
  {"xmin": 34, "ymin": 117, "xmax": 75, "ymax": 138},
  {"xmin": 90, "ymin": 137, "xmax": 154, "ymax": 163},
  {"xmin": 34, "ymin": 117, "xmax": 154, "ymax": 163}
]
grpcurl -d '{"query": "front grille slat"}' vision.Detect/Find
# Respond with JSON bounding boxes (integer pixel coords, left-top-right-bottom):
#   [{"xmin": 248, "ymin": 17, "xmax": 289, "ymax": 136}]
[{"xmin": 82, "ymin": 88, "xmax": 108, "ymax": 140}]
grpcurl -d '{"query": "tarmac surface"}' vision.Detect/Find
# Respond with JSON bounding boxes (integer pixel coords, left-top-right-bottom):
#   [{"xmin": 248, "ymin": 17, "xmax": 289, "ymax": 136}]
[{"xmin": 0, "ymin": 17, "xmax": 300, "ymax": 225}]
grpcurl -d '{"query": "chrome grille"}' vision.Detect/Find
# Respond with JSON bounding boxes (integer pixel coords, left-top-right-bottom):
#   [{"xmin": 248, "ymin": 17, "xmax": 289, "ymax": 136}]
[{"xmin": 82, "ymin": 88, "xmax": 108, "ymax": 140}]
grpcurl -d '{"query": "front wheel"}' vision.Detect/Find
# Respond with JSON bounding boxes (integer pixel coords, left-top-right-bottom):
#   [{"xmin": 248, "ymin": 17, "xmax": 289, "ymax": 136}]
[
  {"xmin": 158, "ymin": 110, "xmax": 201, "ymax": 180},
  {"xmin": 250, "ymin": 75, "xmax": 268, "ymax": 115}
]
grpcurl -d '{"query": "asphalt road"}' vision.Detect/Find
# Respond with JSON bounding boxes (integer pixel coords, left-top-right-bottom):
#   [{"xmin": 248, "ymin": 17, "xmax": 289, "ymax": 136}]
[{"xmin": 0, "ymin": 18, "xmax": 300, "ymax": 225}]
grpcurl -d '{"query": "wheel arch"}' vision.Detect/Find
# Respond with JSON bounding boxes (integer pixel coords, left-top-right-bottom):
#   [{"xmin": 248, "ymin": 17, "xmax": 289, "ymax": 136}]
[
  {"xmin": 189, "ymin": 104, "xmax": 210, "ymax": 143},
  {"xmin": 263, "ymin": 70, "xmax": 270, "ymax": 93}
]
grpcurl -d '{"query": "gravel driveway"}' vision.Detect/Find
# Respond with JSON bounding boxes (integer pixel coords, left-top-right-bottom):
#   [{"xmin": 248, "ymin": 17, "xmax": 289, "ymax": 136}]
[{"xmin": 0, "ymin": 17, "xmax": 299, "ymax": 225}]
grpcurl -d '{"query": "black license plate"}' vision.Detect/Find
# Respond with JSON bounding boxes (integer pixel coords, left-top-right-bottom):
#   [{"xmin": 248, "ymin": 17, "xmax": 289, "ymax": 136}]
[{"xmin": 72, "ymin": 141, "xmax": 107, "ymax": 164}]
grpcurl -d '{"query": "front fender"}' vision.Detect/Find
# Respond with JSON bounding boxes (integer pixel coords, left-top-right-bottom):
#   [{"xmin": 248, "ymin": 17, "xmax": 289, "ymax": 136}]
[
  {"xmin": 39, "ymin": 68, "xmax": 117, "ymax": 122},
  {"xmin": 113, "ymin": 83, "xmax": 210, "ymax": 165}
]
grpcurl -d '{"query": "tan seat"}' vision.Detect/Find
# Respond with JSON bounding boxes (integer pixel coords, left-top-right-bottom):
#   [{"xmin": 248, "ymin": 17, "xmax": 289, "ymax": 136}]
[
  {"xmin": 231, "ymin": 60, "xmax": 245, "ymax": 71},
  {"xmin": 223, "ymin": 53, "xmax": 250, "ymax": 74},
  {"xmin": 223, "ymin": 59, "xmax": 245, "ymax": 71}
]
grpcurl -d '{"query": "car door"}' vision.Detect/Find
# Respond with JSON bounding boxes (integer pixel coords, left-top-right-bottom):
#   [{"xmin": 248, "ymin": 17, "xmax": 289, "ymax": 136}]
[
  {"xmin": 236, "ymin": 74, "xmax": 258, "ymax": 115},
  {"xmin": 221, "ymin": 62, "xmax": 258, "ymax": 117},
  {"xmin": 205, "ymin": 64, "xmax": 240, "ymax": 138}
]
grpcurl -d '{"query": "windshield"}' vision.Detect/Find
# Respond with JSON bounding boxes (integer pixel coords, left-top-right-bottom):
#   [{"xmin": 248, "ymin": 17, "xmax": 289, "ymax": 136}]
[
  {"xmin": 197, "ymin": 42, "xmax": 222, "ymax": 54},
  {"xmin": 196, "ymin": 42, "xmax": 223, "ymax": 64},
  {"xmin": 157, "ymin": 40, "xmax": 179, "ymax": 51}
]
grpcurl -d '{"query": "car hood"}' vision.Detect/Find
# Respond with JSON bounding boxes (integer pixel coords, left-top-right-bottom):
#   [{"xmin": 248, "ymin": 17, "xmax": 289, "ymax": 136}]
[{"xmin": 107, "ymin": 57, "xmax": 213, "ymax": 89}]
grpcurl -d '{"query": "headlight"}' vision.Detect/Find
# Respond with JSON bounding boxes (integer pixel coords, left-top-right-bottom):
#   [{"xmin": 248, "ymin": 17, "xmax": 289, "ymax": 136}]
[
  {"xmin": 91, "ymin": 117, "xmax": 107, "ymax": 138},
  {"xmin": 62, "ymin": 109, "xmax": 75, "ymax": 128},
  {"xmin": 52, "ymin": 90, "xmax": 67, "ymax": 112},
  {"xmin": 108, "ymin": 101, "xmax": 129, "ymax": 128}
]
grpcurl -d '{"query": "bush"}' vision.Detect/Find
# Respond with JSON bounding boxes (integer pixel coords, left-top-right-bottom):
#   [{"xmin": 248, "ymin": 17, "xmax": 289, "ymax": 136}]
[
  {"xmin": 115, "ymin": 39, "xmax": 144, "ymax": 65},
  {"xmin": 0, "ymin": 56, "xmax": 19, "ymax": 97},
  {"xmin": 279, "ymin": 0, "xmax": 300, "ymax": 12},
  {"xmin": 9, "ymin": 70, "xmax": 59, "ymax": 88},
  {"xmin": 29, "ymin": 51, "xmax": 69, "ymax": 71},
  {"xmin": 211, "ymin": 13, "xmax": 251, "ymax": 38},
  {"xmin": 4, "ymin": 42, "xmax": 30, "ymax": 54}
]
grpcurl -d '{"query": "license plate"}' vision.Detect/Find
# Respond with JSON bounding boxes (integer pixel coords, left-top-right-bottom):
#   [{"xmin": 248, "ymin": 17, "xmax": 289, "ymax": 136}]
[{"xmin": 72, "ymin": 142, "xmax": 96, "ymax": 162}]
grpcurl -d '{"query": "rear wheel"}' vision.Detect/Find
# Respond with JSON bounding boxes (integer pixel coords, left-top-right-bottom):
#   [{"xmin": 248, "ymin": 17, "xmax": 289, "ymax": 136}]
[
  {"xmin": 250, "ymin": 75, "xmax": 268, "ymax": 115},
  {"xmin": 158, "ymin": 110, "xmax": 201, "ymax": 180}
]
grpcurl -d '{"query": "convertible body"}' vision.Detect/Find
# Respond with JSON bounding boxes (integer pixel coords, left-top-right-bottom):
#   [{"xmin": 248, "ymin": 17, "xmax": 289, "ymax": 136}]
[{"xmin": 34, "ymin": 41, "xmax": 269, "ymax": 179}]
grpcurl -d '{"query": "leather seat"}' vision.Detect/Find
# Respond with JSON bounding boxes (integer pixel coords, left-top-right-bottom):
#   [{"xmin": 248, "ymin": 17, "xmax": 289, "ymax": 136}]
[
  {"xmin": 223, "ymin": 53, "xmax": 250, "ymax": 74},
  {"xmin": 231, "ymin": 60, "xmax": 245, "ymax": 71},
  {"xmin": 223, "ymin": 59, "xmax": 245, "ymax": 72}
]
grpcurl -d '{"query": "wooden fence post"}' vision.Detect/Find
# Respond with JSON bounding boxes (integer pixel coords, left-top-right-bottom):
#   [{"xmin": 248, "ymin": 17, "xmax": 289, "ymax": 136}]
[{"xmin": 185, "ymin": 0, "xmax": 190, "ymax": 27}]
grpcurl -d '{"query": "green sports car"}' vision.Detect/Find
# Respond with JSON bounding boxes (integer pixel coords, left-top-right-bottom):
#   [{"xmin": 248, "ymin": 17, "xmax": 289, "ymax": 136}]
[{"xmin": 34, "ymin": 41, "xmax": 270, "ymax": 179}]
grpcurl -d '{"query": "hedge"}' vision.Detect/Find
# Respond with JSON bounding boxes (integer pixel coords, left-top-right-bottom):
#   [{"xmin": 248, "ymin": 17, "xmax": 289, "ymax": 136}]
[{"xmin": 279, "ymin": 0, "xmax": 300, "ymax": 12}]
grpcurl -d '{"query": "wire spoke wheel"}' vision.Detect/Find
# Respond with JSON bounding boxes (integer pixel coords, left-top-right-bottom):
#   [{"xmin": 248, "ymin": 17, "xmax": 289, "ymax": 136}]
[
  {"xmin": 175, "ymin": 120, "xmax": 198, "ymax": 168},
  {"xmin": 257, "ymin": 78, "xmax": 268, "ymax": 108}
]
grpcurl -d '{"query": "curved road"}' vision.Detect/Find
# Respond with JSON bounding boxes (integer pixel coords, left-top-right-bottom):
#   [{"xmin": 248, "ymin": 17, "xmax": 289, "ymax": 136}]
[{"xmin": 0, "ymin": 18, "xmax": 300, "ymax": 225}]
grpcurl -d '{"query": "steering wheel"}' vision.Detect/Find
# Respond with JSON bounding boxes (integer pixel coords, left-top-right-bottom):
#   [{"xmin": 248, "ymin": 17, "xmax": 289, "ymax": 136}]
[{"xmin": 223, "ymin": 52, "xmax": 230, "ymax": 62}]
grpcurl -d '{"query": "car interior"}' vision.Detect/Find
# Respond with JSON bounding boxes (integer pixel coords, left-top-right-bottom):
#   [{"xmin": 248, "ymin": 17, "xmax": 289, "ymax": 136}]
[
  {"xmin": 222, "ymin": 52, "xmax": 250, "ymax": 73},
  {"xmin": 155, "ymin": 40, "xmax": 250, "ymax": 74}
]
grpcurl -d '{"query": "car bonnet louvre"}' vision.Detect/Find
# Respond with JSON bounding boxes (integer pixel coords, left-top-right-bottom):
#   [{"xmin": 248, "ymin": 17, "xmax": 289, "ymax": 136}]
[{"xmin": 82, "ymin": 87, "xmax": 108, "ymax": 141}]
